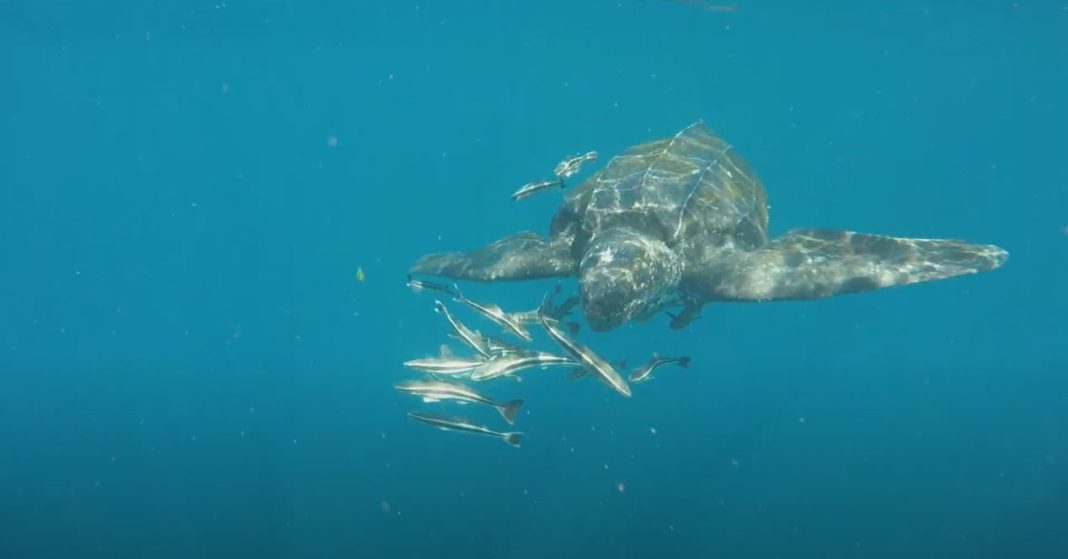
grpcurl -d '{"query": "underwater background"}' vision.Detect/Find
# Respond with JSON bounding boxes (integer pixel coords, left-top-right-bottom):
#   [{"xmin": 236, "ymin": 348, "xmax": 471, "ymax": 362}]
[{"xmin": 1, "ymin": 1, "xmax": 1066, "ymax": 558}]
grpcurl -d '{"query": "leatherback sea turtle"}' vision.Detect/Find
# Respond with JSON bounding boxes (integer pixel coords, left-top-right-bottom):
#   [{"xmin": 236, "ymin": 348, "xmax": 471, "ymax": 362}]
[{"xmin": 410, "ymin": 122, "xmax": 1007, "ymax": 332}]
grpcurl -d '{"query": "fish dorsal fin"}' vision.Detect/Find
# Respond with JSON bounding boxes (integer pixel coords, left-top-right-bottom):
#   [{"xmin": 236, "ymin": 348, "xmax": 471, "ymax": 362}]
[{"xmin": 439, "ymin": 344, "xmax": 454, "ymax": 358}]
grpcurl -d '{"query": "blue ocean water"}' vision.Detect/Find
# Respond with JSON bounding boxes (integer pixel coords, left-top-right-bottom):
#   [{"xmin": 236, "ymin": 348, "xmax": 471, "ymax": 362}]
[{"xmin": 1, "ymin": 1, "xmax": 1066, "ymax": 557}]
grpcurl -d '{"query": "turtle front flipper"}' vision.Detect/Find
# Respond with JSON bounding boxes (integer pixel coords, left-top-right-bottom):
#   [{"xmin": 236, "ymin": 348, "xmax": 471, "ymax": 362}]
[
  {"xmin": 687, "ymin": 228, "xmax": 1008, "ymax": 302},
  {"xmin": 410, "ymin": 231, "xmax": 577, "ymax": 282}
]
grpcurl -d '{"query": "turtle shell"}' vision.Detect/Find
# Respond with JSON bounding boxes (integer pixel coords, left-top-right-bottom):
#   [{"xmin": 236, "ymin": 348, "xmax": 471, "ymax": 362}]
[{"xmin": 550, "ymin": 122, "xmax": 769, "ymax": 256}]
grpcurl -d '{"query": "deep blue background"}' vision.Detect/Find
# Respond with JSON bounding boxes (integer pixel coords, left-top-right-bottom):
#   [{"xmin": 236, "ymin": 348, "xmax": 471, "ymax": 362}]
[{"xmin": 1, "ymin": 1, "xmax": 1066, "ymax": 558}]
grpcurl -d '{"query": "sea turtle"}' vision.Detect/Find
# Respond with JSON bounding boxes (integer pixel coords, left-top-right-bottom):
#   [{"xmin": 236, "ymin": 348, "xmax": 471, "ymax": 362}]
[{"xmin": 410, "ymin": 122, "xmax": 1008, "ymax": 332}]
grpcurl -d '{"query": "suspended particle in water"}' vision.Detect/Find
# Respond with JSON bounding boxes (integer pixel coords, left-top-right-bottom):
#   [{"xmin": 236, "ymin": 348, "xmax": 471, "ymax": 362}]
[
  {"xmin": 327, "ymin": 135, "xmax": 338, "ymax": 147},
  {"xmin": 617, "ymin": 483, "xmax": 625, "ymax": 493}
]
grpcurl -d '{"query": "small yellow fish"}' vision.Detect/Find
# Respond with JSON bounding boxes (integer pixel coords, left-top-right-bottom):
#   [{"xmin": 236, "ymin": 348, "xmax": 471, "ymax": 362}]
[{"xmin": 355, "ymin": 267, "xmax": 365, "ymax": 282}]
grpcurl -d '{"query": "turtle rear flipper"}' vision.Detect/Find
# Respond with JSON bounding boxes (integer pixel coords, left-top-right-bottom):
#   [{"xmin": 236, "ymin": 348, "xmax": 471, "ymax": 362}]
[
  {"xmin": 410, "ymin": 231, "xmax": 577, "ymax": 282},
  {"xmin": 689, "ymin": 228, "xmax": 1008, "ymax": 302}
]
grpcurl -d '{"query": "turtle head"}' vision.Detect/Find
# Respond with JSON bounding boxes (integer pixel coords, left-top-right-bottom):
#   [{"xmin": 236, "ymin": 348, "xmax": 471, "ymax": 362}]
[{"xmin": 579, "ymin": 228, "xmax": 682, "ymax": 332}]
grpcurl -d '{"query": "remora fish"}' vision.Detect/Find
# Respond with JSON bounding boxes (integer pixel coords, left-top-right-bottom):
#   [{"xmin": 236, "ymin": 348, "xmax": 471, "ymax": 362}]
[
  {"xmin": 403, "ymin": 345, "xmax": 486, "ymax": 376},
  {"xmin": 434, "ymin": 300, "xmax": 491, "ymax": 358},
  {"xmin": 481, "ymin": 334, "xmax": 530, "ymax": 356},
  {"xmin": 394, "ymin": 380, "xmax": 524, "ymax": 424},
  {"xmin": 628, "ymin": 354, "xmax": 692, "ymax": 383},
  {"xmin": 666, "ymin": 302, "xmax": 704, "ymax": 329},
  {"xmin": 450, "ymin": 284, "xmax": 532, "ymax": 342},
  {"xmin": 407, "ymin": 412, "xmax": 523, "ymax": 447},
  {"xmin": 554, "ymin": 150, "xmax": 597, "ymax": 178},
  {"xmin": 511, "ymin": 295, "xmax": 582, "ymax": 335},
  {"xmin": 538, "ymin": 291, "xmax": 631, "ymax": 398},
  {"xmin": 471, "ymin": 351, "xmax": 578, "ymax": 382},
  {"xmin": 510, "ymin": 178, "xmax": 565, "ymax": 202},
  {"xmin": 406, "ymin": 274, "xmax": 456, "ymax": 296}
]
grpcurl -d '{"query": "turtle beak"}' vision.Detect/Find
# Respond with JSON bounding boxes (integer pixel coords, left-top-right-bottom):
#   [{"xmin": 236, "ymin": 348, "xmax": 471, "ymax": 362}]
[{"xmin": 582, "ymin": 304, "xmax": 623, "ymax": 332}]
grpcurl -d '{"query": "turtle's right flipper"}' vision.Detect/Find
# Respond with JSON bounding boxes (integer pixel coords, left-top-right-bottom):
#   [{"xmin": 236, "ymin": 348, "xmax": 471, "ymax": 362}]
[
  {"xmin": 689, "ymin": 228, "xmax": 1008, "ymax": 302},
  {"xmin": 410, "ymin": 231, "xmax": 577, "ymax": 282}
]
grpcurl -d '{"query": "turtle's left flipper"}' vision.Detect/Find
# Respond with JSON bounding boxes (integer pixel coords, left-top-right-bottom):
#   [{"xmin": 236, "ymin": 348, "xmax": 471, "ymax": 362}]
[
  {"xmin": 687, "ymin": 228, "xmax": 1008, "ymax": 302},
  {"xmin": 410, "ymin": 231, "xmax": 577, "ymax": 282}
]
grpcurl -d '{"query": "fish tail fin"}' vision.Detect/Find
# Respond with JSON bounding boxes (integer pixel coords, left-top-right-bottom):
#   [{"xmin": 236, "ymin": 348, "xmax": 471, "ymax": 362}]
[
  {"xmin": 504, "ymin": 432, "xmax": 523, "ymax": 447},
  {"xmin": 428, "ymin": 373, "xmax": 443, "ymax": 381},
  {"xmin": 566, "ymin": 367, "xmax": 588, "ymax": 381},
  {"xmin": 677, "ymin": 356, "xmax": 691, "ymax": 368},
  {"xmin": 558, "ymin": 178, "xmax": 567, "ymax": 189},
  {"xmin": 499, "ymin": 399, "xmax": 524, "ymax": 425}
]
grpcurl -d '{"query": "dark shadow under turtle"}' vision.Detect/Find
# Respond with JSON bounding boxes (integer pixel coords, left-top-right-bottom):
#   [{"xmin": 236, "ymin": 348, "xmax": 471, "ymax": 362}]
[{"xmin": 410, "ymin": 122, "xmax": 1008, "ymax": 332}]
